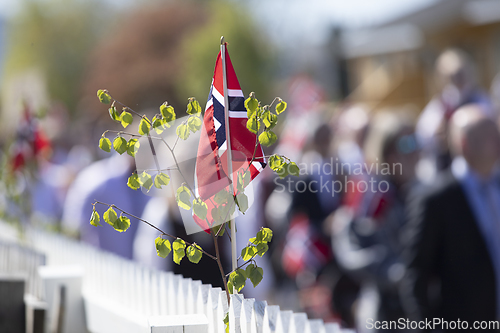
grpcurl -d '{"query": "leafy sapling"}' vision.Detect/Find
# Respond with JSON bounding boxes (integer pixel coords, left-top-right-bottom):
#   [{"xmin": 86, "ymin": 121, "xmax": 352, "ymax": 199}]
[{"xmin": 90, "ymin": 89, "xmax": 299, "ymax": 321}]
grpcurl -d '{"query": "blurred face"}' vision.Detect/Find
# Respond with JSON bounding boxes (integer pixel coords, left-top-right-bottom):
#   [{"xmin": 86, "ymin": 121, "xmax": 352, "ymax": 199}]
[
  {"xmin": 464, "ymin": 120, "xmax": 500, "ymax": 174},
  {"xmin": 386, "ymin": 129, "xmax": 420, "ymax": 187}
]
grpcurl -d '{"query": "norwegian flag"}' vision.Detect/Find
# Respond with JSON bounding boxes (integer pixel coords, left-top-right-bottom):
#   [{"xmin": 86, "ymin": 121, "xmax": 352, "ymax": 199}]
[{"xmin": 194, "ymin": 44, "xmax": 266, "ymax": 231}]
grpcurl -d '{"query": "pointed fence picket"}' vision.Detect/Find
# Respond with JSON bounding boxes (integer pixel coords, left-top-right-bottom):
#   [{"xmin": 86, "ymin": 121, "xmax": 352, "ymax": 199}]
[{"xmin": 0, "ymin": 223, "xmax": 353, "ymax": 333}]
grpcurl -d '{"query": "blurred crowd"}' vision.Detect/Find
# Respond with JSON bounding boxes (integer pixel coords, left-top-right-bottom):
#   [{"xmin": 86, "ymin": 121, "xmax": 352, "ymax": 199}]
[{"xmin": 5, "ymin": 47, "xmax": 500, "ymax": 332}]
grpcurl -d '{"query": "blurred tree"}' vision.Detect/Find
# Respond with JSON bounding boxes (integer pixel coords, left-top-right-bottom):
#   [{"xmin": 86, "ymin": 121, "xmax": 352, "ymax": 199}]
[
  {"xmin": 177, "ymin": 1, "xmax": 272, "ymax": 104},
  {"xmin": 81, "ymin": 0, "xmax": 272, "ymax": 121},
  {"xmin": 3, "ymin": 0, "xmax": 106, "ymax": 115}
]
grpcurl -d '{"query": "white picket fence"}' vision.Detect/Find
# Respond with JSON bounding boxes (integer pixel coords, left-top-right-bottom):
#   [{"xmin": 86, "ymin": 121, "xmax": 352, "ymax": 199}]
[{"xmin": 0, "ymin": 222, "xmax": 352, "ymax": 333}]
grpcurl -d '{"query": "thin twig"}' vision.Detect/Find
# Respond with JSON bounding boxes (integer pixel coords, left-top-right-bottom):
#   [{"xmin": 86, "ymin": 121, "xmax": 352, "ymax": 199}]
[{"xmin": 93, "ymin": 200, "xmax": 217, "ymax": 261}]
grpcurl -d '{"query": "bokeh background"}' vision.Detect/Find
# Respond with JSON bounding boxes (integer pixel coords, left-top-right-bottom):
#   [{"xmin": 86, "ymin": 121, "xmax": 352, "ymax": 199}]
[{"xmin": 2, "ymin": 0, "xmax": 500, "ymax": 330}]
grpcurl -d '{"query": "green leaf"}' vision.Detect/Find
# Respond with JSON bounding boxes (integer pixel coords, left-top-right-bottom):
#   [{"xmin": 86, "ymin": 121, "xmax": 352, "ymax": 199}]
[
  {"xmin": 244, "ymin": 94, "xmax": 259, "ymax": 118},
  {"xmin": 109, "ymin": 106, "xmax": 120, "ymax": 122},
  {"xmin": 99, "ymin": 137, "xmax": 112, "ymax": 152},
  {"xmin": 288, "ymin": 162, "xmax": 300, "ymax": 176},
  {"xmin": 90, "ymin": 209, "xmax": 101, "ymax": 227},
  {"xmin": 103, "ymin": 207, "xmax": 118, "ymax": 226},
  {"xmin": 241, "ymin": 245, "xmax": 257, "ymax": 261},
  {"xmin": 227, "ymin": 279, "xmax": 234, "ymax": 295},
  {"xmin": 127, "ymin": 173, "xmax": 141, "ymax": 190},
  {"xmin": 113, "ymin": 215, "xmax": 130, "ymax": 232},
  {"xmin": 97, "ymin": 89, "xmax": 111, "ymax": 104},
  {"xmin": 248, "ymin": 265, "xmax": 264, "ymax": 287},
  {"xmin": 246, "ymin": 115, "xmax": 260, "ymax": 134},
  {"xmin": 155, "ymin": 237, "xmax": 171, "ymax": 258},
  {"xmin": 187, "ymin": 116, "xmax": 202, "ymax": 133},
  {"xmin": 237, "ymin": 170, "xmax": 251, "ymax": 193},
  {"xmin": 245, "ymin": 263, "xmax": 255, "ymax": 277},
  {"xmin": 192, "ymin": 199, "xmax": 208, "ymax": 220},
  {"xmin": 211, "ymin": 207, "xmax": 222, "ymax": 224},
  {"xmin": 186, "ymin": 244, "xmax": 203, "ymax": 264},
  {"xmin": 154, "ymin": 172, "xmax": 170, "ymax": 189},
  {"xmin": 277, "ymin": 162, "xmax": 289, "ymax": 179},
  {"xmin": 259, "ymin": 227, "xmax": 273, "ymax": 243},
  {"xmin": 258, "ymin": 130, "xmax": 277, "ymax": 147},
  {"xmin": 256, "ymin": 243, "xmax": 269, "ymax": 257},
  {"xmin": 138, "ymin": 171, "xmax": 153, "ymax": 191},
  {"xmin": 236, "ymin": 192, "xmax": 248, "ymax": 214},
  {"xmin": 176, "ymin": 123, "xmax": 190, "ymax": 140},
  {"xmin": 223, "ymin": 313, "xmax": 230, "ymax": 332},
  {"xmin": 263, "ymin": 111, "xmax": 278, "ymax": 129},
  {"xmin": 152, "ymin": 116, "xmax": 164, "ymax": 135},
  {"xmin": 214, "ymin": 189, "xmax": 232, "ymax": 205},
  {"xmin": 138, "ymin": 117, "xmax": 150, "ymax": 136},
  {"xmin": 275, "ymin": 99, "xmax": 287, "ymax": 114},
  {"xmin": 172, "ymin": 238, "xmax": 186, "ymax": 265},
  {"xmin": 269, "ymin": 155, "xmax": 284, "ymax": 171},
  {"xmin": 160, "ymin": 103, "xmax": 176, "ymax": 123},
  {"xmin": 120, "ymin": 111, "xmax": 133, "ymax": 128},
  {"xmin": 113, "ymin": 136, "xmax": 128, "ymax": 154},
  {"xmin": 186, "ymin": 98, "xmax": 202, "ymax": 115},
  {"xmin": 127, "ymin": 139, "xmax": 140, "ymax": 158},
  {"xmin": 176, "ymin": 185, "xmax": 192, "ymax": 210},
  {"xmin": 218, "ymin": 202, "xmax": 236, "ymax": 223},
  {"xmin": 212, "ymin": 223, "xmax": 225, "ymax": 237},
  {"xmin": 229, "ymin": 270, "xmax": 246, "ymax": 292}
]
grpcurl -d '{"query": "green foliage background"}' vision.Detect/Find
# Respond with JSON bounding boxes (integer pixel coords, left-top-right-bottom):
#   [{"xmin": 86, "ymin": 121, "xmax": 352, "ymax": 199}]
[{"xmin": 3, "ymin": 0, "xmax": 105, "ymax": 114}]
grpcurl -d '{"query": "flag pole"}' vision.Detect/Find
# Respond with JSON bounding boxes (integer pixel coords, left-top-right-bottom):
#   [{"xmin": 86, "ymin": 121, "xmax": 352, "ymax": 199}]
[{"xmin": 221, "ymin": 36, "xmax": 238, "ymax": 273}]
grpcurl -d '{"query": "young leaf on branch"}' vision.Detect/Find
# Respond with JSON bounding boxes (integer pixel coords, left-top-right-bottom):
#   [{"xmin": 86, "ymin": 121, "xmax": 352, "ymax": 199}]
[
  {"xmin": 109, "ymin": 106, "xmax": 120, "ymax": 122},
  {"xmin": 186, "ymin": 243, "xmax": 203, "ymax": 264},
  {"xmin": 97, "ymin": 89, "xmax": 112, "ymax": 104},
  {"xmin": 160, "ymin": 102, "xmax": 176, "ymax": 123},
  {"xmin": 236, "ymin": 192, "xmax": 248, "ymax": 214},
  {"xmin": 193, "ymin": 198, "xmax": 208, "ymax": 220},
  {"xmin": 246, "ymin": 264, "xmax": 264, "ymax": 287},
  {"xmin": 155, "ymin": 237, "xmax": 171, "ymax": 258},
  {"xmin": 176, "ymin": 123, "xmax": 190, "ymax": 140},
  {"xmin": 127, "ymin": 139, "xmax": 140, "ymax": 157},
  {"xmin": 176, "ymin": 185, "xmax": 192, "ymax": 210},
  {"xmin": 186, "ymin": 98, "xmax": 202, "ymax": 115},
  {"xmin": 120, "ymin": 110, "xmax": 133, "ymax": 128},
  {"xmin": 244, "ymin": 92, "xmax": 259, "ymax": 118},
  {"xmin": 103, "ymin": 206, "xmax": 118, "ymax": 226},
  {"xmin": 99, "ymin": 136, "xmax": 112, "ymax": 152},
  {"xmin": 275, "ymin": 99, "xmax": 287, "ymax": 114},
  {"xmin": 154, "ymin": 173, "xmax": 170, "ymax": 189},
  {"xmin": 152, "ymin": 116, "xmax": 164, "ymax": 134},
  {"xmin": 138, "ymin": 117, "xmax": 151, "ymax": 136},
  {"xmin": 229, "ymin": 269, "xmax": 246, "ymax": 292},
  {"xmin": 187, "ymin": 116, "xmax": 202, "ymax": 133},
  {"xmin": 246, "ymin": 114, "xmax": 260, "ymax": 134},
  {"xmin": 113, "ymin": 215, "xmax": 131, "ymax": 232},
  {"xmin": 90, "ymin": 208, "xmax": 101, "ymax": 227},
  {"xmin": 258, "ymin": 130, "xmax": 277, "ymax": 147},
  {"xmin": 138, "ymin": 171, "xmax": 153, "ymax": 191},
  {"xmin": 172, "ymin": 238, "xmax": 186, "ymax": 265},
  {"xmin": 113, "ymin": 136, "xmax": 128, "ymax": 155},
  {"xmin": 127, "ymin": 173, "xmax": 141, "ymax": 190}
]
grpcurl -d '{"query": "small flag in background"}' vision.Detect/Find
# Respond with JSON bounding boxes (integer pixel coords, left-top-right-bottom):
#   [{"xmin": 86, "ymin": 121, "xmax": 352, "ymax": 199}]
[{"xmin": 194, "ymin": 44, "xmax": 266, "ymax": 231}]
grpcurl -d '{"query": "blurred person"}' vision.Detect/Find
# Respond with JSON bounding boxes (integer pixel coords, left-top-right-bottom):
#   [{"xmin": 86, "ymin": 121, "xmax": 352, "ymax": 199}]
[
  {"xmin": 332, "ymin": 112, "xmax": 420, "ymax": 332},
  {"xmin": 402, "ymin": 104, "xmax": 500, "ymax": 331},
  {"xmin": 277, "ymin": 122, "xmax": 341, "ymax": 319},
  {"xmin": 62, "ymin": 153, "xmax": 149, "ymax": 259},
  {"xmin": 416, "ymin": 48, "xmax": 493, "ymax": 183}
]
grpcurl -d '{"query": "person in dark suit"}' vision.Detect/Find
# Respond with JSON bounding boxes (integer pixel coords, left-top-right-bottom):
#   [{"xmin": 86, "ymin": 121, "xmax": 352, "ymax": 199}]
[{"xmin": 402, "ymin": 104, "xmax": 500, "ymax": 331}]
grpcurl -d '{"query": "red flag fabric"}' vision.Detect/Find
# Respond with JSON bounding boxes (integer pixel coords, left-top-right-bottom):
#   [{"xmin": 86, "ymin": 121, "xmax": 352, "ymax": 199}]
[{"xmin": 193, "ymin": 44, "xmax": 266, "ymax": 231}]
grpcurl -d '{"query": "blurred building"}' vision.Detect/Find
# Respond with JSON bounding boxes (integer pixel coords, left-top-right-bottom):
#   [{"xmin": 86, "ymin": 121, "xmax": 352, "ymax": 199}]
[{"xmin": 339, "ymin": 0, "xmax": 500, "ymax": 112}]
